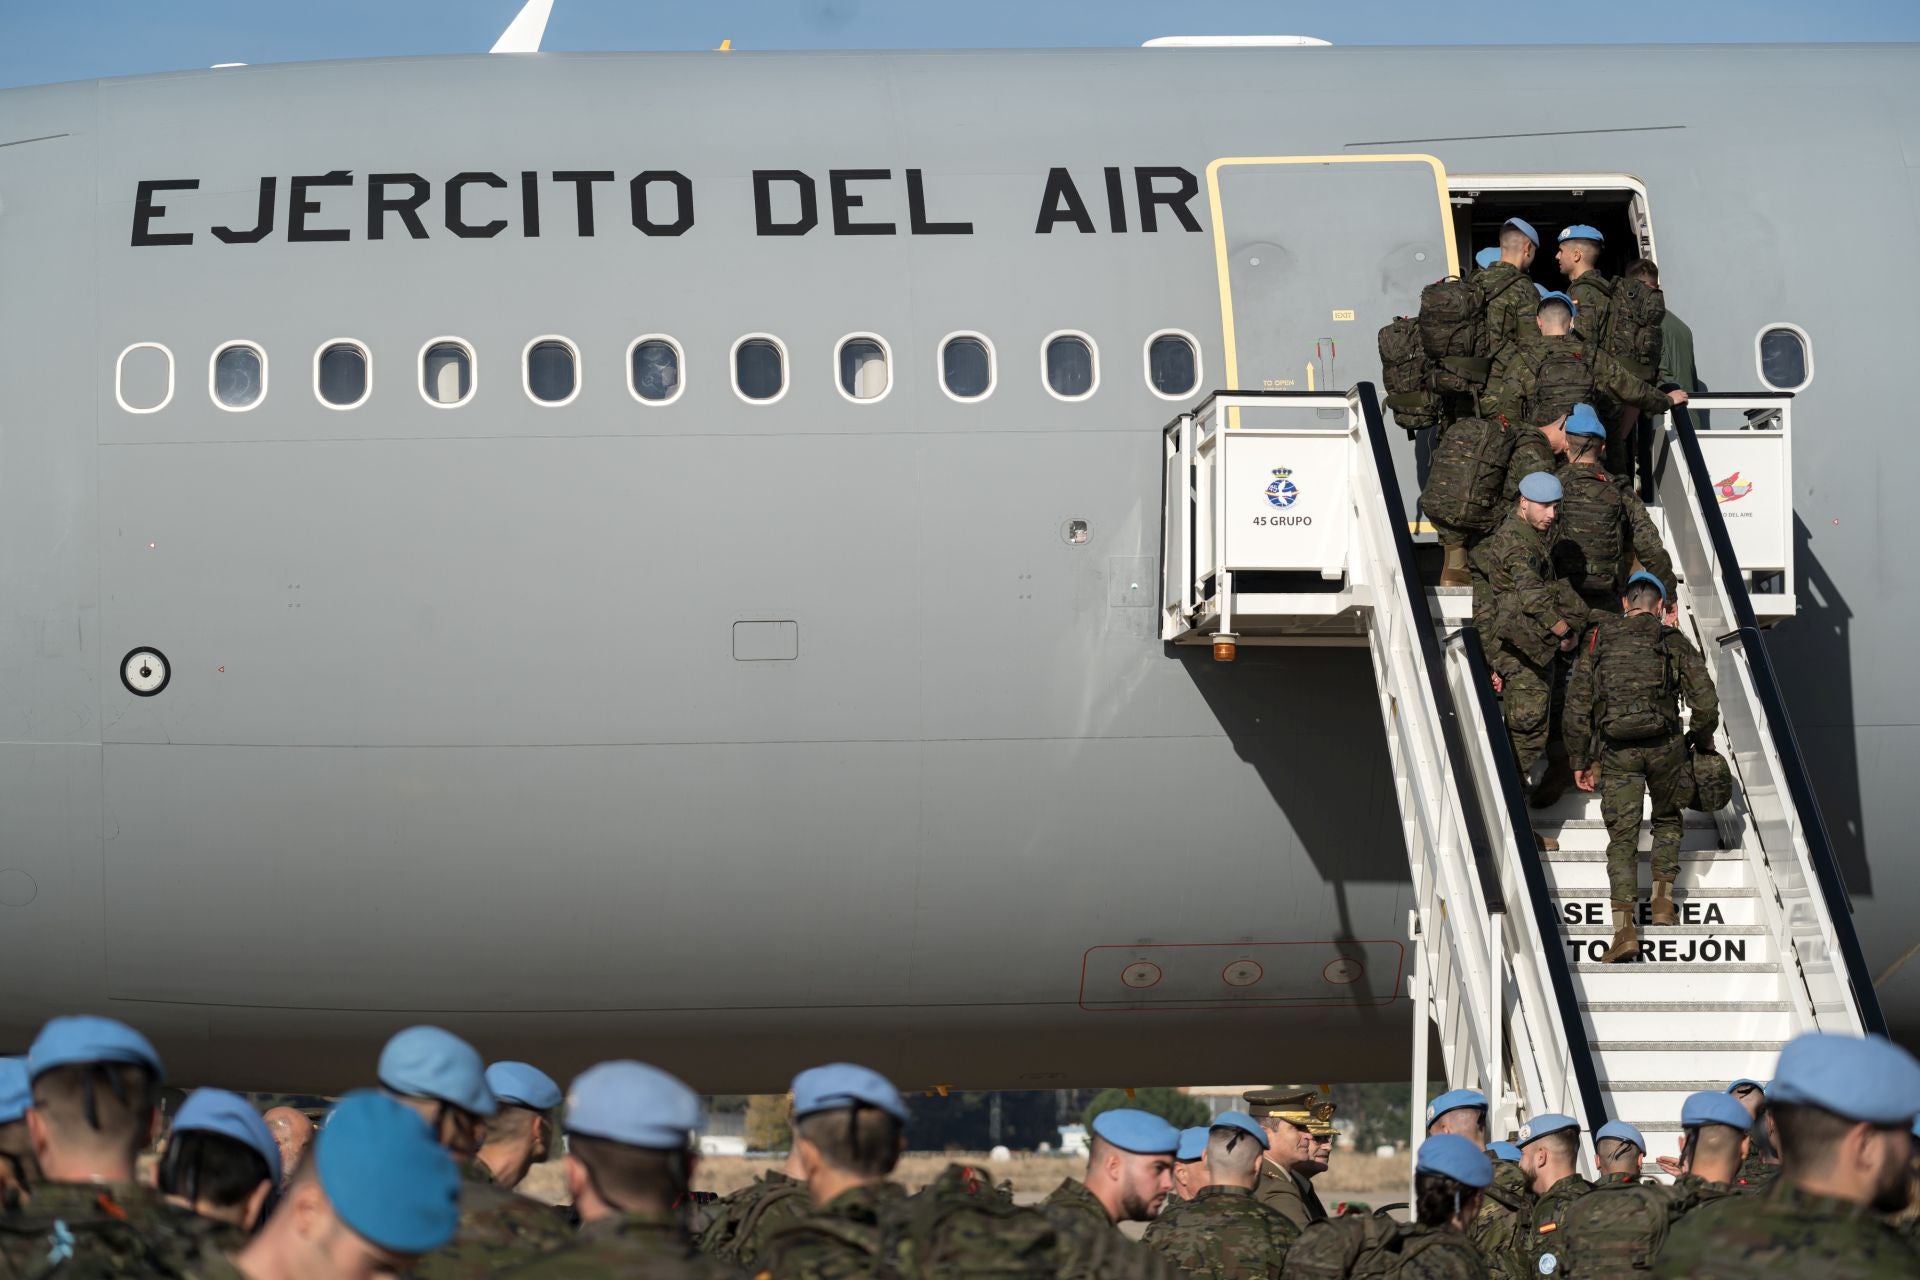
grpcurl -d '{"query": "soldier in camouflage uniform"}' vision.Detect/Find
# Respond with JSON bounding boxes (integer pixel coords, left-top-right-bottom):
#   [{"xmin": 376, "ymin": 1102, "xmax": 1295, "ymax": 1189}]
[
  {"xmin": 1564, "ymin": 572, "xmax": 1719, "ymax": 963},
  {"xmin": 1473, "ymin": 1142, "xmax": 1534, "ymax": 1280},
  {"xmin": 1511, "ymin": 1113, "xmax": 1591, "ymax": 1279},
  {"xmin": 477, "ymin": 1062, "xmax": 562, "ymax": 1192},
  {"xmin": 369, "ymin": 1028, "xmax": 572, "ymax": 1278},
  {"xmin": 1041, "ymin": 1108, "xmax": 1181, "ymax": 1280},
  {"xmin": 1663, "ymin": 1092, "xmax": 1758, "ymax": 1238},
  {"xmin": 1555, "ymin": 1120, "xmax": 1674, "ymax": 1276},
  {"xmin": 1472, "ymin": 472, "xmax": 1589, "ymax": 849},
  {"xmin": 1654, "ymin": 1032, "xmax": 1920, "ymax": 1278},
  {"xmin": 1143, "ymin": 1126, "xmax": 1211, "ymax": 1253},
  {"xmin": 697, "ymin": 1159, "xmax": 810, "ymax": 1269},
  {"xmin": 502, "ymin": 1061, "xmax": 743, "ymax": 1278},
  {"xmin": 0, "ymin": 1059, "xmax": 35, "ymax": 1212},
  {"xmin": 1398, "ymin": 1136, "xmax": 1497, "ymax": 1280},
  {"xmin": 153, "ymin": 1088, "xmax": 282, "ymax": 1252},
  {"xmin": 1482, "ymin": 219, "xmax": 1542, "ymax": 391},
  {"xmin": 1486, "ymin": 291, "xmax": 1685, "ymax": 433},
  {"xmin": 1725, "ymin": 1081, "xmax": 1782, "ymax": 1195},
  {"xmin": 1556, "ymin": 226, "xmax": 1613, "ymax": 349},
  {"xmin": 1145, "ymin": 1112, "xmax": 1297, "ymax": 1279},
  {"xmin": 1243, "ymin": 1090, "xmax": 1332, "ymax": 1231},
  {"xmin": 0, "ymin": 1016, "xmax": 232, "ymax": 1279}
]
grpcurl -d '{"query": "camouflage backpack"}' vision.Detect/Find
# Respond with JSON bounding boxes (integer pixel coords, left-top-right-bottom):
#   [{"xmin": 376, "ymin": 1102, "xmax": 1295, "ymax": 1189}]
[
  {"xmin": 785, "ymin": 1166, "xmax": 1057, "ymax": 1280},
  {"xmin": 1377, "ymin": 315, "xmax": 1443, "ymax": 432},
  {"xmin": 1523, "ymin": 345, "xmax": 1596, "ymax": 426},
  {"xmin": 1591, "ymin": 617, "xmax": 1679, "ymax": 743},
  {"xmin": 1558, "ymin": 1180, "xmax": 1675, "ymax": 1275},
  {"xmin": 697, "ymin": 1171, "xmax": 809, "ymax": 1264},
  {"xmin": 1283, "ymin": 1211, "xmax": 1405, "ymax": 1280},
  {"xmin": 1683, "ymin": 745, "xmax": 1734, "ymax": 812},
  {"xmin": 1604, "ymin": 277, "xmax": 1667, "ymax": 383},
  {"xmin": 1417, "ymin": 276, "xmax": 1491, "ymax": 396},
  {"xmin": 1421, "ymin": 416, "xmax": 1518, "ymax": 534}
]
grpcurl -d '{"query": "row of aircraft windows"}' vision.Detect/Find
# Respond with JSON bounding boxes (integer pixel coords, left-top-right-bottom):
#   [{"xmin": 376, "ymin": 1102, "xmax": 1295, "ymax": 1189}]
[{"xmin": 113, "ymin": 331, "xmax": 1207, "ymax": 415}]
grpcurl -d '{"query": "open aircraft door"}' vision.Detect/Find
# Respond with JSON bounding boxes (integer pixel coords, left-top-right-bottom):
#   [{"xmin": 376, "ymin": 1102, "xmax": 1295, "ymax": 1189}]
[{"xmin": 1207, "ymin": 155, "xmax": 1458, "ymax": 517}]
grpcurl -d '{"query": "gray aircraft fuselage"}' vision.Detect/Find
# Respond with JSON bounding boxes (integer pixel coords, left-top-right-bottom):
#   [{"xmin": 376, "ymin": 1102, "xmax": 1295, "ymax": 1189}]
[{"xmin": 0, "ymin": 43, "xmax": 1912, "ymax": 1092}]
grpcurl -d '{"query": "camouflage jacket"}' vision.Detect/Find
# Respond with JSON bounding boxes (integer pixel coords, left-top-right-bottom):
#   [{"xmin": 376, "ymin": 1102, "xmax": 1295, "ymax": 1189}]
[
  {"xmin": 409, "ymin": 1158, "xmax": 574, "ymax": 1278},
  {"xmin": 1502, "ymin": 424, "xmax": 1561, "ymax": 508},
  {"xmin": 1564, "ymin": 610, "xmax": 1719, "ymax": 771},
  {"xmin": 1498, "ymin": 333, "xmax": 1673, "ymax": 425},
  {"xmin": 1669, "ymin": 1173, "xmax": 1742, "ymax": 1223},
  {"xmin": 759, "ymin": 1183, "xmax": 904, "ymax": 1280},
  {"xmin": 1556, "ymin": 1171, "xmax": 1675, "ymax": 1276},
  {"xmin": 1480, "ymin": 262, "xmax": 1540, "ymax": 376},
  {"xmin": 1141, "ymin": 1191, "xmax": 1191, "ymax": 1252},
  {"xmin": 1397, "ymin": 1223, "xmax": 1492, "ymax": 1280},
  {"xmin": 1522, "ymin": 1173, "xmax": 1592, "ymax": 1277},
  {"xmin": 697, "ymin": 1170, "xmax": 811, "ymax": 1269},
  {"xmin": 1041, "ymin": 1179, "xmax": 1179, "ymax": 1280},
  {"xmin": 1469, "ymin": 1163, "xmax": 1533, "ymax": 1280},
  {"xmin": 1735, "ymin": 1151, "xmax": 1780, "ymax": 1195},
  {"xmin": 0, "ymin": 1180, "xmax": 232, "ymax": 1278},
  {"xmin": 1567, "ymin": 271, "xmax": 1615, "ymax": 349},
  {"xmin": 1553, "ymin": 461, "xmax": 1676, "ymax": 605},
  {"xmin": 1652, "ymin": 1183, "xmax": 1920, "ymax": 1278},
  {"xmin": 1472, "ymin": 512, "xmax": 1589, "ymax": 672},
  {"xmin": 493, "ymin": 1210, "xmax": 746, "ymax": 1278},
  {"xmin": 1141, "ymin": 1184, "xmax": 1296, "ymax": 1279},
  {"xmin": 1252, "ymin": 1161, "xmax": 1327, "ymax": 1232}
]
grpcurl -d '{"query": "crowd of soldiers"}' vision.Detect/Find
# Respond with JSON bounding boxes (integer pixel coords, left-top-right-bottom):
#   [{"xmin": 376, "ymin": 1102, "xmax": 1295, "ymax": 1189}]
[
  {"xmin": 3, "ymin": 1015, "xmax": 1918, "ymax": 1278},
  {"xmin": 1427, "ymin": 218, "xmax": 1723, "ymax": 964}
]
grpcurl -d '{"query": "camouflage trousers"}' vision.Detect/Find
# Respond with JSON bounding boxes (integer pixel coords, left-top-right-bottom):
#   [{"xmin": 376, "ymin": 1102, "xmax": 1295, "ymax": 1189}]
[
  {"xmin": 1598, "ymin": 733, "xmax": 1688, "ymax": 901},
  {"xmin": 1606, "ymin": 406, "xmax": 1641, "ymax": 485},
  {"xmin": 1498, "ymin": 658, "xmax": 1555, "ymax": 775}
]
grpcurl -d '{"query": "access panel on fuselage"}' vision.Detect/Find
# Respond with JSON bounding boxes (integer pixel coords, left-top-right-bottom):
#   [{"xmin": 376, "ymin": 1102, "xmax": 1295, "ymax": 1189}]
[{"xmin": 1206, "ymin": 155, "xmax": 1457, "ymax": 508}]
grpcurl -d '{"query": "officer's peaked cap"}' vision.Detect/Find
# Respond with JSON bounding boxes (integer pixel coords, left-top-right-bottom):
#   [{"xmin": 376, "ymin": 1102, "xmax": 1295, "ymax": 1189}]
[
  {"xmin": 27, "ymin": 1015, "xmax": 164, "ymax": 1083},
  {"xmin": 316, "ymin": 1091, "xmax": 460, "ymax": 1255},
  {"xmin": 376, "ymin": 1026, "xmax": 497, "ymax": 1118}
]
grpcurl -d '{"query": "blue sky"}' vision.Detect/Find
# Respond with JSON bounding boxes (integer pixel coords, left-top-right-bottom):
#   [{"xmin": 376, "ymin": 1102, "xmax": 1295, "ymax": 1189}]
[{"xmin": 4, "ymin": 0, "xmax": 1919, "ymax": 89}]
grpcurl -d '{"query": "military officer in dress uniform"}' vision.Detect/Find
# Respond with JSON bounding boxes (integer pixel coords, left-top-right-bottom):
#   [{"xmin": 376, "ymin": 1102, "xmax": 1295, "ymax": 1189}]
[{"xmin": 1242, "ymin": 1089, "xmax": 1332, "ymax": 1230}]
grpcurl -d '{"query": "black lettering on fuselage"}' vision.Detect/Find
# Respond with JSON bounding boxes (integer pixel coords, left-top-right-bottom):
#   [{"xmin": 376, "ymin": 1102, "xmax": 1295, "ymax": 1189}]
[
  {"xmin": 552, "ymin": 170, "xmax": 614, "ymax": 236},
  {"xmin": 213, "ymin": 176, "xmax": 277, "ymax": 244},
  {"xmin": 1103, "ymin": 167, "xmax": 1128, "ymax": 233},
  {"xmin": 288, "ymin": 171, "xmax": 352, "ymax": 242},
  {"xmin": 1035, "ymin": 167, "xmax": 1094, "ymax": 234},
  {"xmin": 754, "ymin": 170, "xmax": 818, "ymax": 236},
  {"xmin": 905, "ymin": 169, "xmax": 971, "ymax": 234},
  {"xmin": 829, "ymin": 169, "xmax": 895, "ymax": 235},
  {"xmin": 367, "ymin": 173, "xmax": 429, "ymax": 240},
  {"xmin": 1135, "ymin": 166, "xmax": 1202, "ymax": 233},
  {"xmin": 520, "ymin": 170, "xmax": 541, "ymax": 237},
  {"xmin": 446, "ymin": 172, "xmax": 508, "ymax": 238},
  {"xmin": 629, "ymin": 171, "xmax": 693, "ymax": 236},
  {"xmin": 131, "ymin": 178, "xmax": 199, "ymax": 246}
]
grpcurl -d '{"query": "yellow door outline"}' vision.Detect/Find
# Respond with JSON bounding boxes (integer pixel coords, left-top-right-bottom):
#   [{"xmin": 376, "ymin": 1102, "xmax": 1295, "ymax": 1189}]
[{"xmin": 1206, "ymin": 154, "xmax": 1459, "ymax": 392}]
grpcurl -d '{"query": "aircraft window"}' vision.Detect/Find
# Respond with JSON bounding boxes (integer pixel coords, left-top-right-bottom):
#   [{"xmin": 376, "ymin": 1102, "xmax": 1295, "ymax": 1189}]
[
  {"xmin": 940, "ymin": 333, "xmax": 995, "ymax": 402},
  {"xmin": 1757, "ymin": 324, "xmax": 1812, "ymax": 392},
  {"xmin": 732, "ymin": 335, "xmax": 788, "ymax": 403},
  {"xmin": 210, "ymin": 342, "xmax": 266, "ymax": 412},
  {"xmin": 628, "ymin": 336, "xmax": 683, "ymax": 405},
  {"xmin": 836, "ymin": 334, "xmax": 892, "ymax": 403},
  {"xmin": 115, "ymin": 343, "xmax": 174, "ymax": 414},
  {"xmin": 421, "ymin": 340, "xmax": 475, "ymax": 408},
  {"xmin": 315, "ymin": 341, "xmax": 370, "ymax": 409},
  {"xmin": 1043, "ymin": 331, "xmax": 1098, "ymax": 401},
  {"xmin": 525, "ymin": 337, "xmax": 580, "ymax": 407},
  {"xmin": 1145, "ymin": 331, "xmax": 1200, "ymax": 400}
]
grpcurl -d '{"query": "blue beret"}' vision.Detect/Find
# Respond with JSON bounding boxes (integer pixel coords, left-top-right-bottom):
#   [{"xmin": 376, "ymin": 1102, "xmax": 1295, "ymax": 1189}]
[
  {"xmin": 1416, "ymin": 1134, "xmax": 1493, "ymax": 1188},
  {"xmin": 1209, "ymin": 1110, "xmax": 1270, "ymax": 1151},
  {"xmin": 791, "ymin": 1063, "xmax": 908, "ymax": 1124},
  {"xmin": 1626, "ymin": 570, "xmax": 1667, "ymax": 601},
  {"xmin": 1537, "ymin": 289, "xmax": 1578, "ymax": 319},
  {"xmin": 485, "ymin": 1062, "xmax": 561, "ymax": 1111},
  {"xmin": 1091, "ymin": 1108, "xmax": 1181, "ymax": 1155},
  {"xmin": 1474, "ymin": 247, "xmax": 1501, "ymax": 270},
  {"xmin": 1595, "ymin": 1120, "xmax": 1646, "ymax": 1153},
  {"xmin": 377, "ymin": 1026, "xmax": 496, "ymax": 1118},
  {"xmin": 1565, "ymin": 403, "xmax": 1606, "ymax": 438},
  {"xmin": 1425, "ymin": 1089, "xmax": 1488, "ymax": 1128},
  {"xmin": 1176, "ymin": 1127, "xmax": 1209, "ymax": 1161},
  {"xmin": 1504, "ymin": 217, "xmax": 1540, "ymax": 247},
  {"xmin": 565, "ymin": 1060, "xmax": 704, "ymax": 1149},
  {"xmin": 0, "ymin": 1057, "xmax": 29, "ymax": 1124},
  {"xmin": 1518, "ymin": 471, "xmax": 1563, "ymax": 504},
  {"xmin": 317, "ymin": 1091, "xmax": 460, "ymax": 1255},
  {"xmin": 1769, "ymin": 1032, "xmax": 1920, "ymax": 1126},
  {"xmin": 1559, "ymin": 224, "xmax": 1604, "ymax": 244},
  {"xmin": 27, "ymin": 1015, "xmax": 164, "ymax": 1082},
  {"xmin": 1682, "ymin": 1090, "xmax": 1755, "ymax": 1131},
  {"xmin": 173, "ymin": 1088, "xmax": 282, "ymax": 1184},
  {"xmin": 1727, "ymin": 1078, "xmax": 1767, "ymax": 1095},
  {"xmin": 1487, "ymin": 1140, "xmax": 1523, "ymax": 1162},
  {"xmin": 1517, "ymin": 1113, "xmax": 1579, "ymax": 1146}
]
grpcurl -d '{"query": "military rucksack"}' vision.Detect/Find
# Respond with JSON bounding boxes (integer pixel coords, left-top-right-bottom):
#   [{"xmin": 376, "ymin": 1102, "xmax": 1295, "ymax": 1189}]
[
  {"xmin": 1604, "ymin": 277, "xmax": 1667, "ymax": 383},
  {"xmin": 1591, "ymin": 619, "xmax": 1679, "ymax": 743},
  {"xmin": 1685, "ymin": 745, "xmax": 1734, "ymax": 812},
  {"xmin": 1377, "ymin": 315, "xmax": 1443, "ymax": 432},
  {"xmin": 697, "ymin": 1172, "xmax": 808, "ymax": 1263},
  {"xmin": 1284, "ymin": 1211, "xmax": 1406, "ymax": 1280},
  {"xmin": 1524, "ymin": 345, "xmax": 1597, "ymax": 426},
  {"xmin": 1416, "ymin": 276, "xmax": 1491, "ymax": 396},
  {"xmin": 781, "ymin": 1166, "xmax": 1057, "ymax": 1280},
  {"xmin": 1421, "ymin": 416, "xmax": 1518, "ymax": 534},
  {"xmin": 1558, "ymin": 1180, "xmax": 1675, "ymax": 1276}
]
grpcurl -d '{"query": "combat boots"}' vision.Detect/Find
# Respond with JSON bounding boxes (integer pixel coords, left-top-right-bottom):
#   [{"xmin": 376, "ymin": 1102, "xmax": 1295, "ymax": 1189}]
[
  {"xmin": 1650, "ymin": 878, "xmax": 1679, "ymax": 926},
  {"xmin": 1440, "ymin": 543, "xmax": 1471, "ymax": 588},
  {"xmin": 1534, "ymin": 831, "xmax": 1559, "ymax": 853},
  {"xmin": 1600, "ymin": 900, "xmax": 1640, "ymax": 963},
  {"xmin": 1530, "ymin": 743, "xmax": 1575, "ymax": 809}
]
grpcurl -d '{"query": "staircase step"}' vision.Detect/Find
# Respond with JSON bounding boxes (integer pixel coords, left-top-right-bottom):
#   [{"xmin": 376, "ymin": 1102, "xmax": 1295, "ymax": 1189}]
[
  {"xmin": 1537, "ymin": 846, "xmax": 1743, "ymax": 862},
  {"xmin": 1579, "ymin": 1003, "xmax": 1799, "ymax": 1041},
  {"xmin": 1592, "ymin": 1045, "xmax": 1784, "ymax": 1081},
  {"xmin": 1540, "ymin": 828, "xmax": 1727, "ymax": 854},
  {"xmin": 1569, "ymin": 964, "xmax": 1781, "ymax": 1002},
  {"xmin": 1540, "ymin": 859, "xmax": 1754, "ymax": 893}
]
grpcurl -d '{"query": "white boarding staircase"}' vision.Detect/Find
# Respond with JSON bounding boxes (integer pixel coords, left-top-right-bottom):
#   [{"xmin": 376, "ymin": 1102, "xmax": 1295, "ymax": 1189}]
[{"xmin": 1160, "ymin": 386, "xmax": 1888, "ymax": 1169}]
